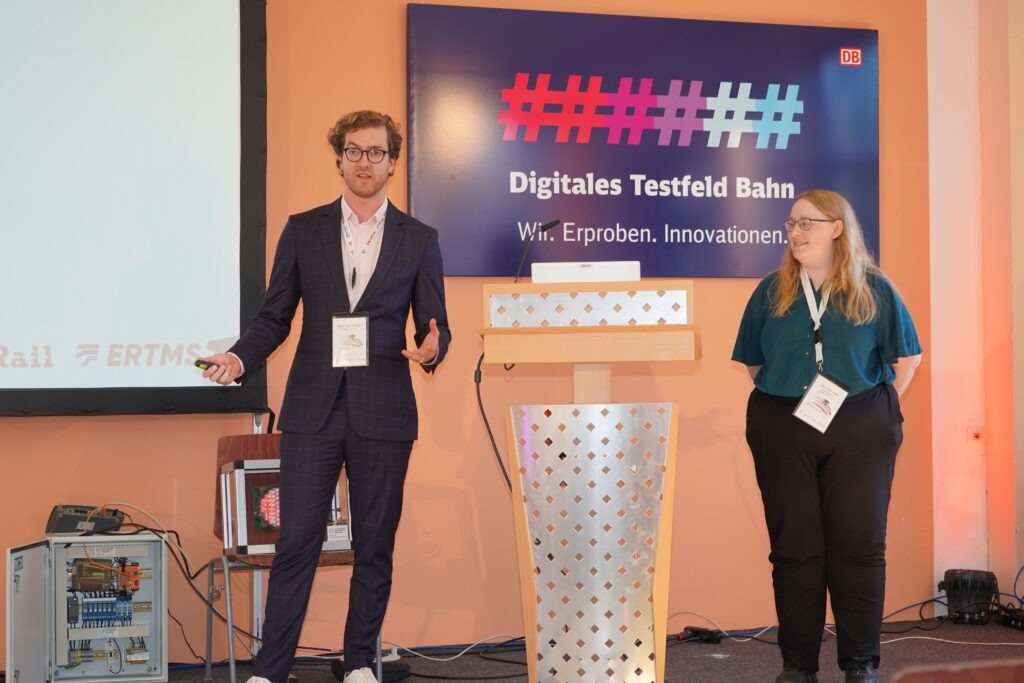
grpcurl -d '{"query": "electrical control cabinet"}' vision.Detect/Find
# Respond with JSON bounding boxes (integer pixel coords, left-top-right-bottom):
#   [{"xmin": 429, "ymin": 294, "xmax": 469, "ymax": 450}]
[{"xmin": 6, "ymin": 533, "xmax": 168, "ymax": 682}]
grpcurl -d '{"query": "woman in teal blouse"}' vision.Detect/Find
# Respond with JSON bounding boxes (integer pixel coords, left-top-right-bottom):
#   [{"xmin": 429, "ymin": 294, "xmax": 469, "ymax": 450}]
[{"xmin": 733, "ymin": 190, "xmax": 922, "ymax": 683}]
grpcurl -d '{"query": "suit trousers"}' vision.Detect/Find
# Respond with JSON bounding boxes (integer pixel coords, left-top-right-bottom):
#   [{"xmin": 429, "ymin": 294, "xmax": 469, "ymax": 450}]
[
  {"xmin": 254, "ymin": 386, "xmax": 413, "ymax": 682},
  {"xmin": 745, "ymin": 383, "xmax": 903, "ymax": 674}
]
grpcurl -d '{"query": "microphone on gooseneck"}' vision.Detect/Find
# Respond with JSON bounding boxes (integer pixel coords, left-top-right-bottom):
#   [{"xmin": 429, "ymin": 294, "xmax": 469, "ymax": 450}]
[{"xmin": 513, "ymin": 219, "xmax": 561, "ymax": 283}]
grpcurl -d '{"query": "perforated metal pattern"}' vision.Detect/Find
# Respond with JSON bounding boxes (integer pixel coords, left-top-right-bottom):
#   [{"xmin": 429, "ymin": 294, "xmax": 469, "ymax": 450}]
[
  {"xmin": 509, "ymin": 403, "xmax": 672, "ymax": 683},
  {"xmin": 489, "ymin": 289, "xmax": 688, "ymax": 328}
]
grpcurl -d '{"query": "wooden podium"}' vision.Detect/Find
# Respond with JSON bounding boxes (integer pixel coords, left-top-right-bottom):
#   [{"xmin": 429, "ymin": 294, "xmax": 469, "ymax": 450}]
[{"xmin": 480, "ymin": 280, "xmax": 701, "ymax": 683}]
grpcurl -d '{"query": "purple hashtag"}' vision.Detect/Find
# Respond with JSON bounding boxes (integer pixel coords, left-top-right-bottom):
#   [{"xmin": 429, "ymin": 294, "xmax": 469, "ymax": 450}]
[{"xmin": 654, "ymin": 80, "xmax": 706, "ymax": 146}]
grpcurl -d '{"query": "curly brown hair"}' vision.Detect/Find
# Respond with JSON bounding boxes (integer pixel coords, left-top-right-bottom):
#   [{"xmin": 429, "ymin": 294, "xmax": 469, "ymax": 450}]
[{"xmin": 327, "ymin": 111, "xmax": 403, "ymax": 160}]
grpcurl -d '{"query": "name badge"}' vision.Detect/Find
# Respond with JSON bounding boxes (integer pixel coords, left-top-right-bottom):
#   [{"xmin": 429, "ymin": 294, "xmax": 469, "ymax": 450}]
[
  {"xmin": 332, "ymin": 312, "xmax": 369, "ymax": 367},
  {"xmin": 793, "ymin": 372, "xmax": 849, "ymax": 433}
]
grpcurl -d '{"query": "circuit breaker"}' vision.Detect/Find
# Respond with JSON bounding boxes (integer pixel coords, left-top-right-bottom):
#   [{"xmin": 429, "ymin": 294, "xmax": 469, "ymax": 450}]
[{"xmin": 6, "ymin": 533, "xmax": 167, "ymax": 682}]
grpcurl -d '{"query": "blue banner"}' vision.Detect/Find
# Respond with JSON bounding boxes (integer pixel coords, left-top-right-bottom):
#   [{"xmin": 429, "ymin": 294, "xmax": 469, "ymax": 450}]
[{"xmin": 407, "ymin": 5, "xmax": 878, "ymax": 278}]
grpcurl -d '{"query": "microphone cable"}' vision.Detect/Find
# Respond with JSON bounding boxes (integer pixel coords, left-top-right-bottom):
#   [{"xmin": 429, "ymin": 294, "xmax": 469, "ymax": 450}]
[
  {"xmin": 475, "ymin": 351, "xmax": 513, "ymax": 492},
  {"xmin": 480, "ymin": 221, "xmax": 559, "ymax": 491}
]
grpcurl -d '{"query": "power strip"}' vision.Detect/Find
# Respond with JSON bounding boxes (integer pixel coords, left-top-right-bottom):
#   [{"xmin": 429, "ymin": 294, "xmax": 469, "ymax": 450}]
[
  {"xmin": 680, "ymin": 626, "xmax": 724, "ymax": 644},
  {"xmin": 998, "ymin": 605, "xmax": 1024, "ymax": 631}
]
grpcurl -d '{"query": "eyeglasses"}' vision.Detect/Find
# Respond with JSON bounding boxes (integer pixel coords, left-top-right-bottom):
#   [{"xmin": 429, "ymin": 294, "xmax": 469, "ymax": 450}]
[
  {"xmin": 342, "ymin": 147, "xmax": 388, "ymax": 164},
  {"xmin": 784, "ymin": 217, "xmax": 835, "ymax": 232}
]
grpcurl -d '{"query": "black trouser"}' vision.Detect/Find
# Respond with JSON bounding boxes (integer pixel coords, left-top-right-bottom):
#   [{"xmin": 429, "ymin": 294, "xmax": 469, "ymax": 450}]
[
  {"xmin": 745, "ymin": 383, "xmax": 903, "ymax": 674},
  {"xmin": 254, "ymin": 390, "xmax": 412, "ymax": 683}
]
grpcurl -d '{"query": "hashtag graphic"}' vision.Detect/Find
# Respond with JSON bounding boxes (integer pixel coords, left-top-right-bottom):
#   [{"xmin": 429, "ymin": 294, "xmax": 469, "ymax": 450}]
[
  {"xmin": 604, "ymin": 77, "xmax": 657, "ymax": 145},
  {"xmin": 499, "ymin": 74, "xmax": 802, "ymax": 149},
  {"xmin": 753, "ymin": 84, "xmax": 803, "ymax": 150},
  {"xmin": 654, "ymin": 79, "xmax": 706, "ymax": 146},
  {"xmin": 499, "ymin": 73, "xmax": 607, "ymax": 143},
  {"xmin": 704, "ymin": 81, "xmax": 756, "ymax": 148}
]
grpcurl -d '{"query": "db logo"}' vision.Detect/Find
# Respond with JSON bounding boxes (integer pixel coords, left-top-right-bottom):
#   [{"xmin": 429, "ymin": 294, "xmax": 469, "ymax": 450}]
[{"xmin": 840, "ymin": 48, "xmax": 862, "ymax": 66}]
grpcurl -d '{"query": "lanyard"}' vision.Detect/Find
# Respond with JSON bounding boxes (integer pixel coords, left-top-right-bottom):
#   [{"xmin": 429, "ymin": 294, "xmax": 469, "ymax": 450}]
[
  {"xmin": 799, "ymin": 267, "xmax": 830, "ymax": 372},
  {"xmin": 341, "ymin": 217, "xmax": 380, "ymax": 290}
]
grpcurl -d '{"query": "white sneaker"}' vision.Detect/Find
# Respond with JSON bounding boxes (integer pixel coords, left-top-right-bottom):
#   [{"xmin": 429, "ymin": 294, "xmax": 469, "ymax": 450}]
[
  {"xmin": 246, "ymin": 678, "xmax": 273, "ymax": 683},
  {"xmin": 343, "ymin": 667, "xmax": 379, "ymax": 683}
]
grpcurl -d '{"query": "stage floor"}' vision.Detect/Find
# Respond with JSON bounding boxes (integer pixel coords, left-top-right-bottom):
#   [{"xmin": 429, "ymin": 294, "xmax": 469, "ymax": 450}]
[{"xmin": 170, "ymin": 619, "xmax": 1024, "ymax": 682}]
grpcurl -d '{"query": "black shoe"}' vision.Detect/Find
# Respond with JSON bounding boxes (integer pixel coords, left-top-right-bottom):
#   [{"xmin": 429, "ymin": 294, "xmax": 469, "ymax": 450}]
[
  {"xmin": 844, "ymin": 660, "xmax": 879, "ymax": 683},
  {"xmin": 774, "ymin": 668, "xmax": 818, "ymax": 683}
]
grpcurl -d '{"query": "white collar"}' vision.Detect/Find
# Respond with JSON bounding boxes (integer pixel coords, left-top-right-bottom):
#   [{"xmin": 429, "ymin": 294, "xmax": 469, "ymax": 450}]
[{"xmin": 341, "ymin": 196, "xmax": 389, "ymax": 228}]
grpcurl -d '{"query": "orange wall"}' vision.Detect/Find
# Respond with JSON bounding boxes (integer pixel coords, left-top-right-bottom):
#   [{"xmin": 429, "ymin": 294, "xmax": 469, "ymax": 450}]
[
  {"xmin": 0, "ymin": 0, "xmax": 931, "ymax": 666},
  {"xmin": 980, "ymin": 0, "xmax": 1017, "ymax": 587}
]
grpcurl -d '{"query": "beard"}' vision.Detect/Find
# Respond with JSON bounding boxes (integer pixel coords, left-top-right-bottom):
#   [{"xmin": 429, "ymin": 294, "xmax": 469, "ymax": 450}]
[{"xmin": 344, "ymin": 171, "xmax": 389, "ymax": 200}]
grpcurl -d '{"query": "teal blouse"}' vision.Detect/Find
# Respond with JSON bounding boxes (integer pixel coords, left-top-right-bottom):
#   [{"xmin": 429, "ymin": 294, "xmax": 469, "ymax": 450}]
[{"xmin": 732, "ymin": 271, "xmax": 922, "ymax": 397}]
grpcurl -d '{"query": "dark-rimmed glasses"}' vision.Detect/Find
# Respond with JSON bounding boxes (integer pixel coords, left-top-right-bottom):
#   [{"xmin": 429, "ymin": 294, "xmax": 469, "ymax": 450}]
[{"xmin": 342, "ymin": 147, "xmax": 388, "ymax": 164}]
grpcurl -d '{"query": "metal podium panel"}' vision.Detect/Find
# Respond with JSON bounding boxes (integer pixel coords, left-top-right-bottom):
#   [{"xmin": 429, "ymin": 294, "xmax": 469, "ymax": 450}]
[
  {"xmin": 489, "ymin": 288, "xmax": 688, "ymax": 328},
  {"xmin": 508, "ymin": 403, "xmax": 674, "ymax": 683}
]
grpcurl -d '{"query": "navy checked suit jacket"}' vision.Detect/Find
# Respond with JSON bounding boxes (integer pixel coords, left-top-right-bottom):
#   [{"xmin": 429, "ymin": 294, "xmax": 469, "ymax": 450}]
[{"xmin": 230, "ymin": 198, "xmax": 451, "ymax": 439}]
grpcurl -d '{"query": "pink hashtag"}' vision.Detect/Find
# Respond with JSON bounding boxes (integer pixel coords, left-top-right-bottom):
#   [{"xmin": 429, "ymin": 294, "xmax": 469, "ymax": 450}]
[{"xmin": 604, "ymin": 77, "xmax": 657, "ymax": 145}]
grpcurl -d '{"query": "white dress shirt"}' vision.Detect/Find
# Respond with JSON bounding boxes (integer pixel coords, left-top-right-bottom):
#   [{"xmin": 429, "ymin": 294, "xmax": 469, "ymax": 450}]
[{"xmin": 340, "ymin": 196, "xmax": 388, "ymax": 310}]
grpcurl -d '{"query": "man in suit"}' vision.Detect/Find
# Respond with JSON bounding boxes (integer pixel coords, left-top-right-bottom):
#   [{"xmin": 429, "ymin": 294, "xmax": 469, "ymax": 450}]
[{"xmin": 200, "ymin": 110, "xmax": 451, "ymax": 683}]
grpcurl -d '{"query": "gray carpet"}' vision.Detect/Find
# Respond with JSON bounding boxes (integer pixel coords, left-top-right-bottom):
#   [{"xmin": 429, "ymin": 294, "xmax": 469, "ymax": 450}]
[{"xmin": 169, "ymin": 620, "xmax": 1024, "ymax": 682}]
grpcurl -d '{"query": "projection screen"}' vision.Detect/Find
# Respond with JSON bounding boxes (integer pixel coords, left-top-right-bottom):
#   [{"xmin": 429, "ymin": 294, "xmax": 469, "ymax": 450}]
[{"xmin": 0, "ymin": 0, "xmax": 268, "ymax": 416}]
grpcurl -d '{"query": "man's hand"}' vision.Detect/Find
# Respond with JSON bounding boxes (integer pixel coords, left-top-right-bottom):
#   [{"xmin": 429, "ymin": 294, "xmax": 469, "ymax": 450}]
[
  {"xmin": 402, "ymin": 318, "xmax": 440, "ymax": 365},
  {"xmin": 196, "ymin": 353, "xmax": 243, "ymax": 385}
]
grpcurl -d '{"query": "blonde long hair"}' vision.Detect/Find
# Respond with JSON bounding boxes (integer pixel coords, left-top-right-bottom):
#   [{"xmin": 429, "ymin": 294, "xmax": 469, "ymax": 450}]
[{"xmin": 770, "ymin": 189, "xmax": 878, "ymax": 323}]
